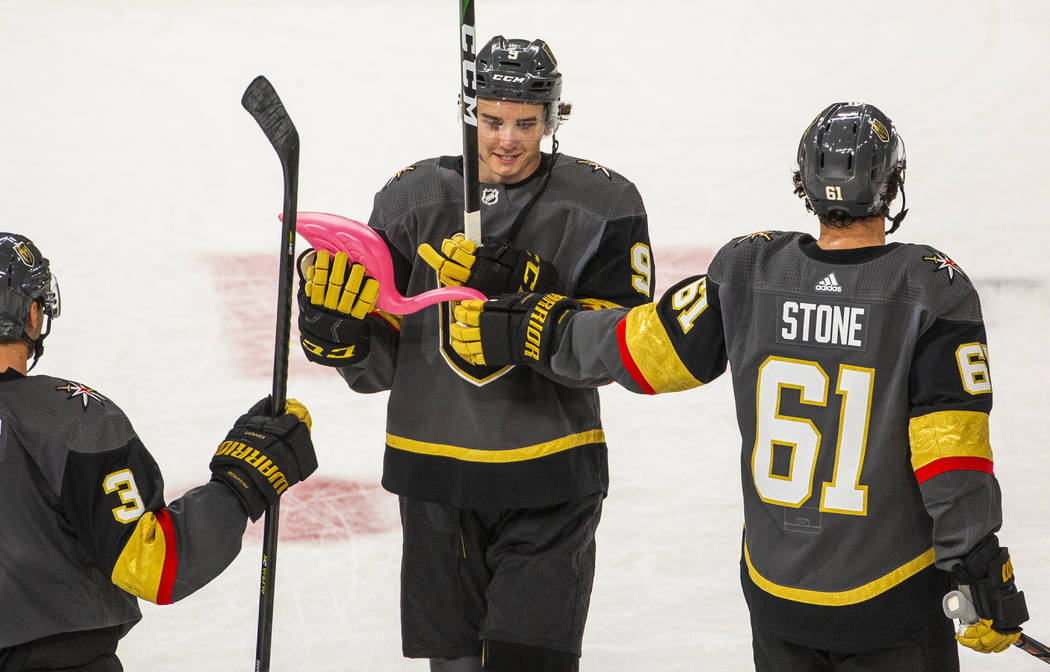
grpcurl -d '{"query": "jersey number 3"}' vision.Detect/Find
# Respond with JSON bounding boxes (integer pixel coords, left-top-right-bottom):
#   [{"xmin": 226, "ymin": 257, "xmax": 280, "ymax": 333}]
[
  {"xmin": 103, "ymin": 469, "xmax": 146, "ymax": 523},
  {"xmin": 752, "ymin": 356, "xmax": 873, "ymax": 515}
]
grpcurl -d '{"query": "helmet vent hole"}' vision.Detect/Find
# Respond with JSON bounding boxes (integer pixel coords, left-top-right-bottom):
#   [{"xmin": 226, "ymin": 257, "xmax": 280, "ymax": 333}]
[
  {"xmin": 852, "ymin": 122, "xmax": 858, "ymax": 134},
  {"xmin": 847, "ymin": 152, "xmax": 854, "ymax": 170}
]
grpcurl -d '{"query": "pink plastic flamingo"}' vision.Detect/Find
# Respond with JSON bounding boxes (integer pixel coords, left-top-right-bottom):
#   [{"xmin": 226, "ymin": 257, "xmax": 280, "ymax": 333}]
[{"xmin": 288, "ymin": 211, "xmax": 487, "ymax": 314}]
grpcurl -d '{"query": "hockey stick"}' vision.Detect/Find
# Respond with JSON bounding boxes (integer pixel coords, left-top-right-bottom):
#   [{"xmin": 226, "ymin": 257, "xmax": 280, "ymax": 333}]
[
  {"xmin": 459, "ymin": 0, "xmax": 481, "ymax": 243},
  {"xmin": 944, "ymin": 590, "xmax": 1050, "ymax": 664},
  {"xmin": 240, "ymin": 75, "xmax": 300, "ymax": 672}
]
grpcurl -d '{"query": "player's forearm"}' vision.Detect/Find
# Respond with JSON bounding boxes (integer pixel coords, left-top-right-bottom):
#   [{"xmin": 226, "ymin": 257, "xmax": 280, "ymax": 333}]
[
  {"xmin": 110, "ymin": 481, "xmax": 246, "ymax": 604},
  {"xmin": 919, "ymin": 468, "xmax": 1004, "ymax": 571},
  {"xmin": 546, "ymin": 307, "xmax": 635, "ymax": 389}
]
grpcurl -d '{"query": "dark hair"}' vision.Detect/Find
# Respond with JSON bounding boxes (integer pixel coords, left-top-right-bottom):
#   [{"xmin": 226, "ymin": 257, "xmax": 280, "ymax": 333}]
[{"xmin": 793, "ymin": 166, "xmax": 903, "ymax": 228}]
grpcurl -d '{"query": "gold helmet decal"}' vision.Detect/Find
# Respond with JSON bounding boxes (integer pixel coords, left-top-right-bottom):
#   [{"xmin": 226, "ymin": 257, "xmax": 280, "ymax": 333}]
[
  {"xmin": 14, "ymin": 241, "xmax": 35, "ymax": 266},
  {"xmin": 871, "ymin": 118, "xmax": 890, "ymax": 143},
  {"xmin": 541, "ymin": 42, "xmax": 557, "ymax": 66}
]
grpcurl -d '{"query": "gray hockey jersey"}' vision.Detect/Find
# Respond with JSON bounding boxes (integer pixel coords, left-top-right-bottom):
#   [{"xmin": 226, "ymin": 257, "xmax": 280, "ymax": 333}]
[
  {"xmin": 338, "ymin": 153, "xmax": 653, "ymax": 508},
  {"xmin": 543, "ymin": 231, "xmax": 1003, "ymax": 650},
  {"xmin": 0, "ymin": 370, "xmax": 250, "ymax": 650}
]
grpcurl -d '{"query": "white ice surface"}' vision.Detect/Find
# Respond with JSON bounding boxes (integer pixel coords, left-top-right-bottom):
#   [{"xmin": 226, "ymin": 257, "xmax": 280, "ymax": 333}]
[{"xmin": 2, "ymin": 1, "xmax": 1049, "ymax": 669}]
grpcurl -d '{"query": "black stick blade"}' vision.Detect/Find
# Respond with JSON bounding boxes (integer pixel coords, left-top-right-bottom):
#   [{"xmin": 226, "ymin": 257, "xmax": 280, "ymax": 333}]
[{"xmin": 242, "ymin": 75, "xmax": 300, "ymax": 160}]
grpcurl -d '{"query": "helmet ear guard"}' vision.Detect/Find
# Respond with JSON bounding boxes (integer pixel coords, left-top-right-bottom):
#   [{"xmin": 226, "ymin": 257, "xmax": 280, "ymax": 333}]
[{"xmin": 797, "ymin": 102, "xmax": 908, "ymax": 231}]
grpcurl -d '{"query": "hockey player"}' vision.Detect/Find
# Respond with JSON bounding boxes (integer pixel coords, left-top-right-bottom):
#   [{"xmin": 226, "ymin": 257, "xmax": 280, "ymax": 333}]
[
  {"xmin": 0, "ymin": 233, "xmax": 318, "ymax": 671},
  {"xmin": 296, "ymin": 36, "xmax": 653, "ymax": 672},
  {"xmin": 448, "ymin": 103, "xmax": 1029, "ymax": 671}
]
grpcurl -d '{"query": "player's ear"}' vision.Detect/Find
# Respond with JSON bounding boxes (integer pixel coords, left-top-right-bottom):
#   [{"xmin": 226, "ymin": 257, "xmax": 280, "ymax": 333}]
[{"xmin": 26, "ymin": 301, "xmax": 43, "ymax": 336}]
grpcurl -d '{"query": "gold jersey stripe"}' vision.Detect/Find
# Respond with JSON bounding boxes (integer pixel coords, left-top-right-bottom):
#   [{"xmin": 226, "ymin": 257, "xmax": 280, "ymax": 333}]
[
  {"xmin": 909, "ymin": 410, "xmax": 992, "ymax": 472},
  {"xmin": 744, "ymin": 542, "xmax": 936, "ymax": 606},
  {"xmin": 624, "ymin": 303, "xmax": 702, "ymax": 393},
  {"xmin": 387, "ymin": 429, "xmax": 605, "ymax": 463},
  {"xmin": 374, "ymin": 309, "xmax": 403, "ymax": 331},
  {"xmin": 110, "ymin": 511, "xmax": 168, "ymax": 604},
  {"xmin": 578, "ymin": 297, "xmax": 623, "ymax": 311}
]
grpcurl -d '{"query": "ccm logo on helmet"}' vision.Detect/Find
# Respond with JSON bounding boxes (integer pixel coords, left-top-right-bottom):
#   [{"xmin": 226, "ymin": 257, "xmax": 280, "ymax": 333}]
[{"xmin": 493, "ymin": 74, "xmax": 526, "ymax": 83}]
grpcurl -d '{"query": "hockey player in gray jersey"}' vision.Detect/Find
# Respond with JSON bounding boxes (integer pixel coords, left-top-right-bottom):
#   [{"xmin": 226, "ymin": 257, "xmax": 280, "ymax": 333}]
[
  {"xmin": 449, "ymin": 103, "xmax": 1029, "ymax": 670},
  {"xmin": 0, "ymin": 233, "xmax": 318, "ymax": 671},
  {"xmin": 295, "ymin": 36, "xmax": 652, "ymax": 672}
]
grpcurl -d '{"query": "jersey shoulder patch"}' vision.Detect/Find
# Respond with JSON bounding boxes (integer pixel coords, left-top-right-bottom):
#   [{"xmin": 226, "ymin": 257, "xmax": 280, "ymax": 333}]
[
  {"xmin": 731, "ymin": 230, "xmax": 787, "ymax": 245},
  {"xmin": 708, "ymin": 231, "xmax": 800, "ymax": 284},
  {"xmin": 916, "ymin": 246, "xmax": 969, "ymax": 284},
  {"xmin": 897, "ymin": 243, "xmax": 981, "ymax": 322},
  {"xmin": 571, "ymin": 158, "xmax": 617, "ymax": 181},
  {"xmin": 53, "ymin": 379, "xmax": 111, "ymax": 410},
  {"xmin": 379, "ymin": 157, "xmax": 447, "ymax": 191},
  {"xmin": 546, "ymin": 154, "xmax": 643, "ymax": 219},
  {"xmin": 23, "ymin": 375, "xmax": 136, "ymax": 452},
  {"xmin": 383, "ymin": 163, "xmax": 420, "ymax": 188},
  {"xmin": 373, "ymin": 156, "xmax": 458, "ymax": 221},
  {"xmin": 0, "ymin": 375, "xmax": 139, "ymax": 492}
]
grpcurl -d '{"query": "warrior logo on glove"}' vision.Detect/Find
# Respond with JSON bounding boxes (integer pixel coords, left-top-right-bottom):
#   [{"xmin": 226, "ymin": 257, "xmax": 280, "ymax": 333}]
[{"xmin": 418, "ymin": 234, "xmax": 562, "ymax": 382}]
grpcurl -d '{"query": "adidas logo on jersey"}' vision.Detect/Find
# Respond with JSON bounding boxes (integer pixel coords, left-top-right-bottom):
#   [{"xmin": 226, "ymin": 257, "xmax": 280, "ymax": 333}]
[{"xmin": 815, "ymin": 273, "xmax": 843, "ymax": 293}]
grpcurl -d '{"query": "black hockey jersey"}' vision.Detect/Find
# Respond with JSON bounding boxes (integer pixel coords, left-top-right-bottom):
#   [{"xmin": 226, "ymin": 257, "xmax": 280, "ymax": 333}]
[
  {"xmin": 338, "ymin": 153, "xmax": 653, "ymax": 508},
  {"xmin": 543, "ymin": 232, "xmax": 1003, "ymax": 650},
  {"xmin": 0, "ymin": 370, "xmax": 250, "ymax": 650}
]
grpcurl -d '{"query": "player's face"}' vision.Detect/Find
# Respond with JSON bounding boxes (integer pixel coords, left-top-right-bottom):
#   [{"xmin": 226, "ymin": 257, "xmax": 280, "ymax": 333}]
[{"xmin": 477, "ymin": 98, "xmax": 547, "ymax": 184}]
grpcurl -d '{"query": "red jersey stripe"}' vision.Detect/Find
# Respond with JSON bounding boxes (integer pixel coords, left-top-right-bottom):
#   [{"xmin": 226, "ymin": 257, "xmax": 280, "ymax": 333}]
[
  {"xmin": 154, "ymin": 508, "xmax": 178, "ymax": 605},
  {"xmin": 617, "ymin": 317, "xmax": 655, "ymax": 395},
  {"xmin": 914, "ymin": 456, "xmax": 994, "ymax": 485}
]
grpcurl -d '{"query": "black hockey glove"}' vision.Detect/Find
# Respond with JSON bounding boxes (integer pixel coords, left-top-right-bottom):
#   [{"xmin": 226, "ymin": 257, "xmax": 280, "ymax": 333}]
[
  {"xmin": 297, "ymin": 249, "xmax": 378, "ymax": 366},
  {"xmin": 952, "ymin": 535, "xmax": 1029, "ymax": 653},
  {"xmin": 418, "ymin": 234, "xmax": 559, "ymax": 294},
  {"xmin": 450, "ymin": 293, "xmax": 580, "ymax": 367},
  {"xmin": 210, "ymin": 396, "xmax": 318, "ymax": 521}
]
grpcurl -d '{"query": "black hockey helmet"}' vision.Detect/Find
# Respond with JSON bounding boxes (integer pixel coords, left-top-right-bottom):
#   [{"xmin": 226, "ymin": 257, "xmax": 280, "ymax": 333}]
[
  {"xmin": 0, "ymin": 233, "xmax": 60, "ymax": 367},
  {"xmin": 477, "ymin": 36, "xmax": 563, "ymax": 104},
  {"xmin": 797, "ymin": 102, "xmax": 908, "ymax": 231}
]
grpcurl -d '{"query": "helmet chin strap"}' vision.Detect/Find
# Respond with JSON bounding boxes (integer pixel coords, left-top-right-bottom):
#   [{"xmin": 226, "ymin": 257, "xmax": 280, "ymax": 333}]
[
  {"xmin": 23, "ymin": 313, "xmax": 49, "ymax": 372},
  {"xmin": 885, "ymin": 166, "xmax": 908, "ymax": 235},
  {"xmin": 885, "ymin": 182, "xmax": 908, "ymax": 235}
]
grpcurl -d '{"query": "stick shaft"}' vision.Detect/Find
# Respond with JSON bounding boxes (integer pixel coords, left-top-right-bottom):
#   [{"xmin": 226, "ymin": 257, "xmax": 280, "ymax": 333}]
[
  {"xmin": 459, "ymin": 0, "xmax": 481, "ymax": 242},
  {"xmin": 240, "ymin": 75, "xmax": 300, "ymax": 671}
]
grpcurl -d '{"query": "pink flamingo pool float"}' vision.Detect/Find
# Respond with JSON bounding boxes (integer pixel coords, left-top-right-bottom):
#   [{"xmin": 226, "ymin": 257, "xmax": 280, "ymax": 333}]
[{"xmin": 288, "ymin": 211, "xmax": 487, "ymax": 314}]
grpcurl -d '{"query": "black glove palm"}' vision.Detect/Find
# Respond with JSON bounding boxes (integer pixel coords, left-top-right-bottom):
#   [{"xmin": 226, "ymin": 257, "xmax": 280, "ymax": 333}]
[
  {"xmin": 210, "ymin": 396, "xmax": 318, "ymax": 521},
  {"xmin": 297, "ymin": 249, "xmax": 378, "ymax": 366}
]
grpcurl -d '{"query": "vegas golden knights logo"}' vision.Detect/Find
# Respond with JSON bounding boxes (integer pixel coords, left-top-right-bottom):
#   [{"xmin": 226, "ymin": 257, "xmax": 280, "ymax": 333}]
[
  {"xmin": 14, "ymin": 241, "xmax": 35, "ymax": 265},
  {"xmin": 871, "ymin": 118, "xmax": 890, "ymax": 142},
  {"xmin": 436, "ymin": 273, "xmax": 512, "ymax": 386}
]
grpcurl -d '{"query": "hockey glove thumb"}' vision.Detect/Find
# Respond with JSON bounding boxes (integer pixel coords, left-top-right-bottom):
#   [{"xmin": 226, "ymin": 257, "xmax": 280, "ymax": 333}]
[
  {"xmin": 952, "ymin": 535, "xmax": 1028, "ymax": 653},
  {"xmin": 418, "ymin": 235, "xmax": 559, "ymax": 295},
  {"xmin": 210, "ymin": 396, "xmax": 318, "ymax": 521},
  {"xmin": 297, "ymin": 248, "xmax": 378, "ymax": 366},
  {"xmin": 450, "ymin": 292, "xmax": 580, "ymax": 367},
  {"xmin": 418, "ymin": 233, "xmax": 476, "ymax": 287}
]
